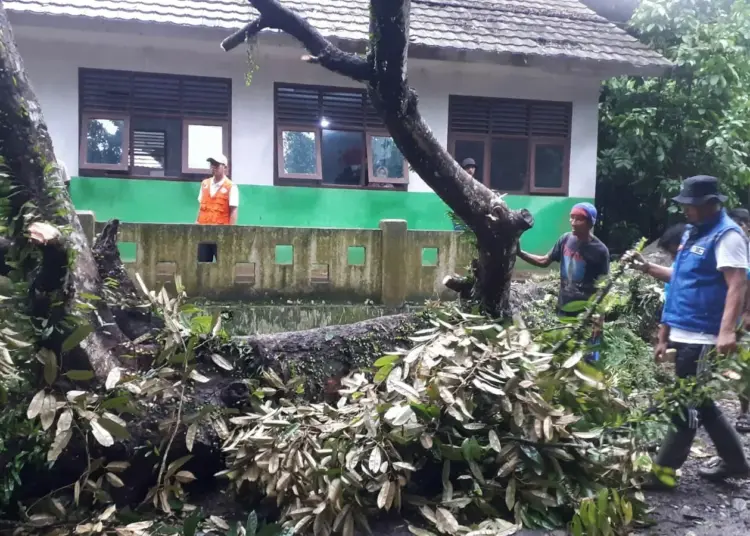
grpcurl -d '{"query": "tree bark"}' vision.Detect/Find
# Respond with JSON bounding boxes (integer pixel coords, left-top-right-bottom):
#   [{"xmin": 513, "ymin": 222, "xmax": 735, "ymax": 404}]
[
  {"xmin": 208, "ymin": 312, "xmax": 424, "ymax": 402},
  {"xmin": 0, "ymin": 5, "xmax": 126, "ymax": 378},
  {"xmin": 224, "ymin": 0, "xmax": 534, "ymax": 318}
]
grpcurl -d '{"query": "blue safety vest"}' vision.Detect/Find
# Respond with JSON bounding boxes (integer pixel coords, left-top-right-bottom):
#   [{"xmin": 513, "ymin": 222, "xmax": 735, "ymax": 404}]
[{"xmin": 662, "ymin": 210, "xmax": 747, "ymax": 335}]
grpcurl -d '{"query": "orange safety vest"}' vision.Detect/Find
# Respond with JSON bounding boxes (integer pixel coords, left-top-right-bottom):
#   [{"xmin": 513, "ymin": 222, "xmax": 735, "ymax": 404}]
[{"xmin": 197, "ymin": 178, "xmax": 233, "ymax": 225}]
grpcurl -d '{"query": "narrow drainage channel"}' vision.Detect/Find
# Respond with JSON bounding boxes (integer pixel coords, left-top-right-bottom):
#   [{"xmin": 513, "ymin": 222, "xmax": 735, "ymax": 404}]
[{"xmin": 200, "ymin": 302, "xmax": 424, "ymax": 336}]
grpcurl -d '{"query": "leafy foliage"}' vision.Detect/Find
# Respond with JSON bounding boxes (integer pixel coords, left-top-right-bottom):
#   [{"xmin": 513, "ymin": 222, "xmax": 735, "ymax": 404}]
[
  {"xmin": 219, "ymin": 306, "xmax": 655, "ymax": 535},
  {"xmin": 597, "ymin": 0, "xmax": 750, "ymax": 251}
]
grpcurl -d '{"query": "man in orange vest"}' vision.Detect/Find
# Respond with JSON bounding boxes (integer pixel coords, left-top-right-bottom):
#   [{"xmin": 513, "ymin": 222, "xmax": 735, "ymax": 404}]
[{"xmin": 196, "ymin": 154, "xmax": 238, "ymax": 262}]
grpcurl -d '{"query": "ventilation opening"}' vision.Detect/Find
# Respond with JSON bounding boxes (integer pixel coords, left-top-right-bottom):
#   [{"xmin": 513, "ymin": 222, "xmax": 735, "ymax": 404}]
[
  {"xmin": 118, "ymin": 242, "xmax": 137, "ymax": 263},
  {"xmin": 198, "ymin": 242, "xmax": 218, "ymax": 263},
  {"xmin": 422, "ymin": 247, "xmax": 439, "ymax": 267},
  {"xmin": 347, "ymin": 246, "xmax": 366, "ymax": 266},
  {"xmin": 275, "ymin": 245, "xmax": 294, "ymax": 265}
]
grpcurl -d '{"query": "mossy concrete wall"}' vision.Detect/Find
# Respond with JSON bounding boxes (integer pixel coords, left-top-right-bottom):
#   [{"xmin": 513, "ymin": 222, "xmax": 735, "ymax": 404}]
[
  {"xmin": 94, "ymin": 218, "xmax": 475, "ymax": 304},
  {"xmin": 71, "ymin": 178, "xmax": 593, "ymax": 256}
]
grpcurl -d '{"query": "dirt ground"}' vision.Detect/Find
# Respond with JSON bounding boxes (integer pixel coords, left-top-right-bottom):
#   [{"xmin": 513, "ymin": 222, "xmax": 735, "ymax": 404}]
[{"xmin": 630, "ymin": 398, "xmax": 750, "ymax": 536}]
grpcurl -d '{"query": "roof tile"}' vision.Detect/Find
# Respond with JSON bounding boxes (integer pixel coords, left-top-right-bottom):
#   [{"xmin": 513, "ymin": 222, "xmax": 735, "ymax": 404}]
[{"xmin": 5, "ymin": 0, "xmax": 671, "ymax": 72}]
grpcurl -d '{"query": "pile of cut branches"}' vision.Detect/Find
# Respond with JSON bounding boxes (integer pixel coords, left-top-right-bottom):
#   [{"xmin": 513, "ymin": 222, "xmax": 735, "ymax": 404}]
[{"xmin": 219, "ymin": 307, "xmax": 653, "ymax": 535}]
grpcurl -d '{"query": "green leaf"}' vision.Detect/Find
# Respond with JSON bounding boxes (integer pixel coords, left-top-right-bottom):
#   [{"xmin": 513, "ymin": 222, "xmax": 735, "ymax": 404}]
[
  {"xmin": 65, "ymin": 370, "xmax": 95, "ymax": 381},
  {"xmin": 373, "ymin": 355, "xmax": 399, "ymax": 368},
  {"xmin": 182, "ymin": 510, "xmax": 202, "ymax": 536},
  {"xmin": 597, "ymin": 488, "xmax": 609, "ymax": 517},
  {"xmin": 40, "ymin": 349, "xmax": 57, "ymax": 385},
  {"xmin": 62, "ymin": 324, "xmax": 94, "ymax": 353},
  {"xmin": 561, "ymin": 301, "xmax": 588, "ymax": 313},
  {"xmin": 374, "ymin": 363, "xmax": 394, "ymax": 383},
  {"xmin": 245, "ymin": 511, "xmax": 258, "ymax": 536},
  {"xmin": 410, "ymin": 403, "xmax": 440, "ymax": 420},
  {"xmin": 257, "ymin": 524, "xmax": 282, "ymax": 536},
  {"xmin": 97, "ymin": 417, "xmax": 130, "ymax": 440}
]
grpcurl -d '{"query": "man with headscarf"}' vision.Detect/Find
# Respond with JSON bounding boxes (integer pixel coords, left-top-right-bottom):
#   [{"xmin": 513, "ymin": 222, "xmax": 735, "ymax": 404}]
[{"xmin": 517, "ymin": 202, "xmax": 610, "ymax": 316}]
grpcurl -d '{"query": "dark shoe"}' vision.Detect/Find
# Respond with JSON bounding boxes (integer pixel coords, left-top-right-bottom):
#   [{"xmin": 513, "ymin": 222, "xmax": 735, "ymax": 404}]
[
  {"xmin": 701, "ymin": 414, "xmax": 750, "ymax": 481},
  {"xmin": 641, "ymin": 473, "xmax": 677, "ymax": 491},
  {"xmin": 698, "ymin": 460, "xmax": 750, "ymax": 481}
]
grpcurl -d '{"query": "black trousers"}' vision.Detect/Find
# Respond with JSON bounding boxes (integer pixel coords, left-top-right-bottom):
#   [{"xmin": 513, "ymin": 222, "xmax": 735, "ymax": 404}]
[{"xmin": 671, "ymin": 342, "xmax": 722, "ymax": 429}]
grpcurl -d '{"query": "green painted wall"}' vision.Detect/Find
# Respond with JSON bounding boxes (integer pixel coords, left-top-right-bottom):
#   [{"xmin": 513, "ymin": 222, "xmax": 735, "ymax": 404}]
[{"xmin": 70, "ymin": 177, "xmax": 592, "ymax": 254}]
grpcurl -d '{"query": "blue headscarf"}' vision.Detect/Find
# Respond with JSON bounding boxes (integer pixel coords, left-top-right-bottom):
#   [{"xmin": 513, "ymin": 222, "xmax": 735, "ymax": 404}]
[{"xmin": 571, "ymin": 202, "xmax": 597, "ymax": 226}]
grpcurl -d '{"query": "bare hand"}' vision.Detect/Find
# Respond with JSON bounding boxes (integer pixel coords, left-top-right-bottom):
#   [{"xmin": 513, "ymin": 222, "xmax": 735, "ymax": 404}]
[
  {"xmin": 622, "ymin": 250, "xmax": 649, "ymax": 273},
  {"xmin": 27, "ymin": 222, "xmax": 61, "ymax": 245},
  {"xmin": 717, "ymin": 330, "xmax": 738, "ymax": 355},
  {"xmin": 654, "ymin": 341, "xmax": 668, "ymax": 362}
]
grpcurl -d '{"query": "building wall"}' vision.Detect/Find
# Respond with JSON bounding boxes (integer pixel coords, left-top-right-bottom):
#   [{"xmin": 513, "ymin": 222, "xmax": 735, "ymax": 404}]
[{"xmin": 13, "ymin": 26, "xmax": 601, "ymax": 252}]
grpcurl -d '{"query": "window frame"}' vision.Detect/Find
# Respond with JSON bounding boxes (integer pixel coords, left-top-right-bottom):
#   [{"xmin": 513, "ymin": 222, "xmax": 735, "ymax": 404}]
[
  {"xmin": 79, "ymin": 113, "xmax": 131, "ymax": 171},
  {"xmin": 447, "ymin": 95, "xmax": 571, "ymax": 196},
  {"xmin": 181, "ymin": 119, "xmax": 231, "ymax": 175},
  {"xmin": 273, "ymin": 83, "xmax": 408, "ymax": 190},
  {"xmin": 367, "ymin": 131, "xmax": 410, "ymax": 185},
  {"xmin": 276, "ymin": 125, "xmax": 324, "ymax": 181},
  {"xmin": 529, "ymin": 138, "xmax": 570, "ymax": 195},
  {"xmin": 78, "ymin": 68, "xmax": 232, "ymax": 181}
]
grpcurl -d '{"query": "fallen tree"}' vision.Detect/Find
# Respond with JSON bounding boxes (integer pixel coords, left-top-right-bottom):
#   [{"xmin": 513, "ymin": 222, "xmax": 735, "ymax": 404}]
[{"xmin": 222, "ymin": 0, "xmax": 533, "ymax": 318}]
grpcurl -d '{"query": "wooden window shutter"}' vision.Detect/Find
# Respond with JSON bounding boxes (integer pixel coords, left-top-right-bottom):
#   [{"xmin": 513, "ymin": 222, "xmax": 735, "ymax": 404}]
[
  {"xmin": 132, "ymin": 73, "xmax": 181, "ymax": 116},
  {"xmin": 80, "ymin": 69, "xmax": 132, "ymax": 112},
  {"xmin": 530, "ymin": 102, "xmax": 571, "ymax": 138},
  {"xmin": 81, "ymin": 68, "xmax": 231, "ymax": 120},
  {"xmin": 365, "ymin": 98, "xmax": 384, "ymax": 129},
  {"xmin": 449, "ymin": 96, "xmax": 492, "ymax": 134},
  {"xmin": 182, "ymin": 77, "xmax": 232, "ymax": 120},
  {"xmin": 490, "ymin": 100, "xmax": 529, "ymax": 136},
  {"xmin": 321, "ymin": 90, "xmax": 365, "ymax": 129},
  {"xmin": 276, "ymin": 86, "xmax": 320, "ymax": 126}
]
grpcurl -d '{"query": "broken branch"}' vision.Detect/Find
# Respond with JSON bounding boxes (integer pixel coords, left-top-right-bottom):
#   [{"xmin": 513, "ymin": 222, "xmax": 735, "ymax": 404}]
[{"xmin": 222, "ymin": 0, "xmax": 372, "ymax": 82}]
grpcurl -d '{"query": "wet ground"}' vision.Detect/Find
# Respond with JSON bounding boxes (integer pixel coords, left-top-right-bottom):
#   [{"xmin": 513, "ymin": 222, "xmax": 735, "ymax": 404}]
[{"xmin": 631, "ymin": 398, "xmax": 750, "ymax": 536}]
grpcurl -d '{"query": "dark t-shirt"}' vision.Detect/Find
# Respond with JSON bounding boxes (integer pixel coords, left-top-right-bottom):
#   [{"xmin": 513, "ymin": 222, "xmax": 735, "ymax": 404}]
[{"xmin": 548, "ymin": 233, "xmax": 610, "ymax": 312}]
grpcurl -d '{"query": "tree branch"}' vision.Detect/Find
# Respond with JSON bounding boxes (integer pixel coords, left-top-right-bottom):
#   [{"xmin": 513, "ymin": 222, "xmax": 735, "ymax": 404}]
[
  {"xmin": 221, "ymin": 0, "xmax": 534, "ymax": 316},
  {"xmin": 222, "ymin": 1, "xmax": 373, "ymax": 82}
]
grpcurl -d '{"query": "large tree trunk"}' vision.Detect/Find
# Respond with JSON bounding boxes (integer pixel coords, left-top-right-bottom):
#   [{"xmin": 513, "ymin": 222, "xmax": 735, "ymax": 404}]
[
  {"xmin": 0, "ymin": 5, "xmax": 126, "ymax": 379},
  {"xmin": 222, "ymin": 0, "xmax": 533, "ymax": 319}
]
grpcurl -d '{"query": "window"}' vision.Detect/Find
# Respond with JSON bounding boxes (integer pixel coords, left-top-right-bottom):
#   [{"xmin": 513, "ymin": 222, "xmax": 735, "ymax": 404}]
[
  {"xmin": 448, "ymin": 96, "xmax": 571, "ymax": 194},
  {"xmin": 79, "ymin": 68, "xmax": 231, "ymax": 179},
  {"xmin": 274, "ymin": 84, "xmax": 408, "ymax": 188}
]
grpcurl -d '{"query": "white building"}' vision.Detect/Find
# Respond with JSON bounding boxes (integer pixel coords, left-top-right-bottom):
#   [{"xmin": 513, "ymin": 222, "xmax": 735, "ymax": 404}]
[{"xmin": 5, "ymin": 0, "xmax": 668, "ymax": 248}]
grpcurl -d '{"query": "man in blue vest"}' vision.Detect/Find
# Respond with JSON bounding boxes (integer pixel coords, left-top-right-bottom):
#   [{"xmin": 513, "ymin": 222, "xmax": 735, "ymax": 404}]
[{"xmin": 630, "ymin": 176, "xmax": 749, "ymax": 485}]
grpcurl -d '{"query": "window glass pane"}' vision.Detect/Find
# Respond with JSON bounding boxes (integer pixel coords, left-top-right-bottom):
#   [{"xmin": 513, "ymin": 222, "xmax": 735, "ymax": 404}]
[
  {"xmin": 86, "ymin": 118, "xmax": 125, "ymax": 165},
  {"xmin": 370, "ymin": 136, "xmax": 405, "ymax": 180},
  {"xmin": 133, "ymin": 130, "xmax": 165, "ymax": 172},
  {"xmin": 187, "ymin": 124, "xmax": 224, "ymax": 170},
  {"xmin": 490, "ymin": 138, "xmax": 528, "ymax": 192},
  {"xmin": 133, "ymin": 117, "xmax": 181, "ymax": 177},
  {"xmin": 453, "ymin": 139, "xmax": 485, "ymax": 182},
  {"xmin": 281, "ymin": 130, "xmax": 318, "ymax": 175},
  {"xmin": 534, "ymin": 144, "xmax": 565, "ymax": 189},
  {"xmin": 322, "ymin": 129, "xmax": 364, "ymax": 185}
]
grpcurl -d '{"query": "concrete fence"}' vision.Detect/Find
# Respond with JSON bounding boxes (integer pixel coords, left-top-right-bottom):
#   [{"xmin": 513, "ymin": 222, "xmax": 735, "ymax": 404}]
[{"xmin": 77, "ymin": 212, "xmax": 475, "ymax": 304}]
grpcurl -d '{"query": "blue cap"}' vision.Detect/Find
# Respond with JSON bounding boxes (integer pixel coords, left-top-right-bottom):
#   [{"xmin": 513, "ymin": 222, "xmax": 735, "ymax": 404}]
[{"xmin": 571, "ymin": 202, "xmax": 597, "ymax": 226}]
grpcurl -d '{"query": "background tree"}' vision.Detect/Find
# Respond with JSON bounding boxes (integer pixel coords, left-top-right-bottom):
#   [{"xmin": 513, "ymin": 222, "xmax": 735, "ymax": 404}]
[
  {"xmin": 222, "ymin": 0, "xmax": 533, "ymax": 318},
  {"xmin": 596, "ymin": 0, "xmax": 750, "ymax": 251}
]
